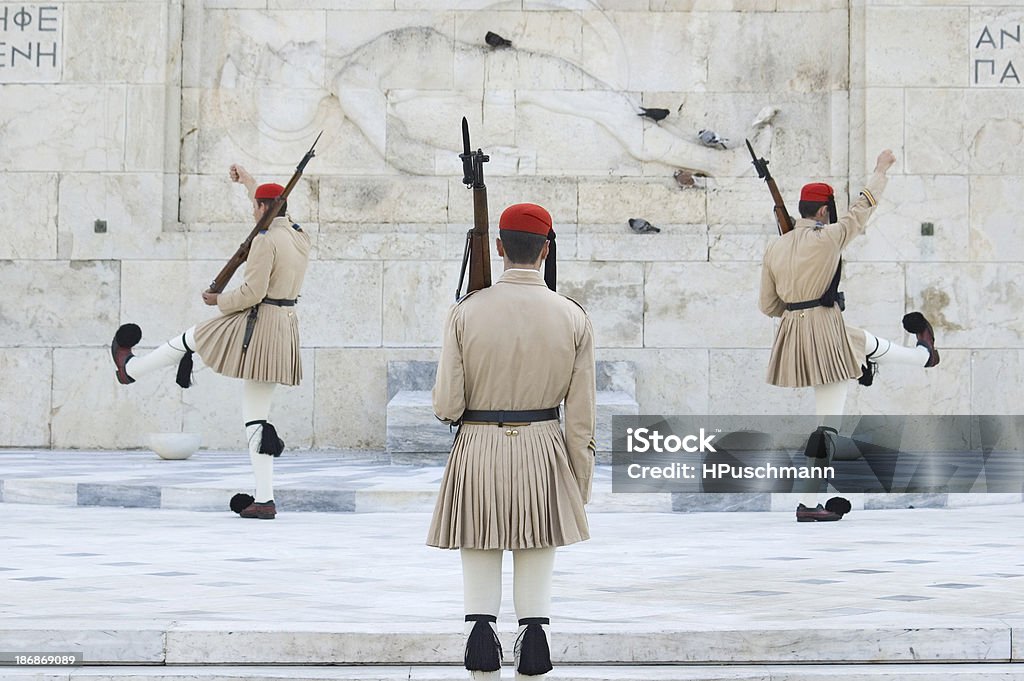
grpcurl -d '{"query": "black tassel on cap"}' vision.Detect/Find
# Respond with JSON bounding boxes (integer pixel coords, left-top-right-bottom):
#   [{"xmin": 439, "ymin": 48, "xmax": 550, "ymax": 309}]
[
  {"xmin": 543, "ymin": 229, "xmax": 557, "ymax": 292},
  {"xmin": 464, "ymin": 614, "xmax": 501, "ymax": 672},
  {"xmin": 515, "ymin": 617, "xmax": 552, "ymax": 676}
]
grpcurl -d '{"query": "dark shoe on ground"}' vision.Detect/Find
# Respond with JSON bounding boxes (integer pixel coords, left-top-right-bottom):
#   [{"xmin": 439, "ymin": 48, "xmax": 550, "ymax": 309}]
[
  {"xmin": 111, "ymin": 323, "xmax": 142, "ymax": 384},
  {"xmin": 796, "ymin": 503, "xmax": 841, "ymax": 522},
  {"xmin": 902, "ymin": 312, "xmax": 940, "ymax": 368},
  {"xmin": 239, "ymin": 500, "xmax": 276, "ymax": 520}
]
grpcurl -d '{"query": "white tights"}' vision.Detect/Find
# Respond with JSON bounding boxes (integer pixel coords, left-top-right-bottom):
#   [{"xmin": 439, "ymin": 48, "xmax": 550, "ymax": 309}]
[
  {"xmin": 124, "ymin": 327, "xmax": 278, "ymax": 503},
  {"xmin": 124, "ymin": 327, "xmax": 197, "ymax": 380},
  {"xmin": 243, "ymin": 380, "xmax": 277, "ymax": 503},
  {"xmin": 461, "ymin": 547, "xmax": 556, "ymax": 680}
]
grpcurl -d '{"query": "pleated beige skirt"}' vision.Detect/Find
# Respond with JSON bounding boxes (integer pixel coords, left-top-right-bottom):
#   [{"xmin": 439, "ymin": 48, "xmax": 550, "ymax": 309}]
[
  {"xmin": 766, "ymin": 307, "xmax": 867, "ymax": 388},
  {"xmin": 427, "ymin": 420, "xmax": 590, "ymax": 550},
  {"xmin": 193, "ymin": 304, "xmax": 302, "ymax": 386}
]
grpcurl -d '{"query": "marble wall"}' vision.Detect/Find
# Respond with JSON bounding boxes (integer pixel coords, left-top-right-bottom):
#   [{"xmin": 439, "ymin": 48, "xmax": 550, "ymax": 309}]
[{"xmin": 1, "ymin": 0, "xmax": 1020, "ymax": 450}]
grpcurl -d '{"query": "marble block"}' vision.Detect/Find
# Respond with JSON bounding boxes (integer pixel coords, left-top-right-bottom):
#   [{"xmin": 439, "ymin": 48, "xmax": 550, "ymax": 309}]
[
  {"xmin": 1, "ymin": 479, "xmax": 77, "ymax": 506},
  {"xmin": 0, "ymin": 172, "xmax": 58, "ymax": 259},
  {"xmin": 0, "ymin": 348, "xmax": 52, "ymax": 447},
  {"xmin": 63, "ymin": 3, "xmax": 168, "ymax": 84},
  {"xmin": 970, "ymin": 176, "xmax": 1024, "ymax": 262},
  {"xmin": 0, "ymin": 260, "xmax": 120, "ymax": 346},
  {"xmin": 0, "ymin": 85, "xmax": 126, "ymax": 172},
  {"xmin": 313, "ymin": 348, "xmax": 391, "ymax": 449},
  {"xmin": 386, "ymin": 390, "xmax": 455, "ymax": 464},
  {"xmin": 57, "ymin": 173, "xmax": 184, "ymax": 261},
  {"xmin": 51, "ymin": 349, "xmax": 184, "ymax": 449},
  {"xmin": 0, "ymin": 627, "xmax": 166, "ymax": 664},
  {"xmin": 595, "ymin": 390, "xmax": 639, "ymax": 454},
  {"xmin": 644, "ymin": 262, "xmax": 775, "ymax": 349},
  {"xmin": 707, "ymin": 11, "xmax": 834, "ymax": 93},
  {"xmin": 865, "ymin": 6, "xmax": 969, "ymax": 88}
]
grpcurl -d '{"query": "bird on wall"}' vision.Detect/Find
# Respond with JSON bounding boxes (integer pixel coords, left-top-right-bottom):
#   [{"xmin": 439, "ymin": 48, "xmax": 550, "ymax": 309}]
[
  {"xmin": 673, "ymin": 169, "xmax": 695, "ymax": 187},
  {"xmin": 485, "ymin": 31, "xmax": 513, "ymax": 48},
  {"xmin": 628, "ymin": 218, "xmax": 661, "ymax": 234},
  {"xmin": 698, "ymin": 129, "xmax": 728, "ymax": 150},
  {"xmin": 750, "ymin": 105, "xmax": 780, "ymax": 129},
  {"xmin": 638, "ymin": 107, "xmax": 670, "ymax": 122}
]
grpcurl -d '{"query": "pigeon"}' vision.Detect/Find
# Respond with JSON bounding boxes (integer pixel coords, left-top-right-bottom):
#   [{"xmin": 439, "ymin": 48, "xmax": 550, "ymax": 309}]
[
  {"xmin": 628, "ymin": 218, "xmax": 661, "ymax": 234},
  {"xmin": 750, "ymin": 105, "xmax": 780, "ymax": 129},
  {"xmin": 698, "ymin": 129, "xmax": 728, "ymax": 149},
  {"xmin": 485, "ymin": 31, "xmax": 512, "ymax": 48},
  {"xmin": 637, "ymin": 107, "xmax": 670, "ymax": 122},
  {"xmin": 673, "ymin": 169, "xmax": 695, "ymax": 187}
]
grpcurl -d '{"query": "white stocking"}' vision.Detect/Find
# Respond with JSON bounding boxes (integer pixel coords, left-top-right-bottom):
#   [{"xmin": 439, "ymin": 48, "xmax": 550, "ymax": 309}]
[
  {"xmin": 513, "ymin": 547, "xmax": 555, "ymax": 680},
  {"xmin": 461, "ymin": 549, "xmax": 503, "ymax": 681},
  {"xmin": 797, "ymin": 382, "xmax": 849, "ymax": 505},
  {"xmin": 125, "ymin": 327, "xmax": 196, "ymax": 380},
  {"xmin": 243, "ymin": 380, "xmax": 277, "ymax": 503},
  {"xmin": 863, "ymin": 330, "xmax": 930, "ymax": 367}
]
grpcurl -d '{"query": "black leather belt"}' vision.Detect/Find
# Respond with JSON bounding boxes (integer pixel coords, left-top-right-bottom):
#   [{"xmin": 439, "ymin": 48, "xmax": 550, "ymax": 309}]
[
  {"xmin": 785, "ymin": 299, "xmax": 825, "ymax": 311},
  {"xmin": 785, "ymin": 291, "xmax": 845, "ymax": 312},
  {"xmin": 242, "ymin": 298, "xmax": 298, "ymax": 352},
  {"xmin": 461, "ymin": 407, "xmax": 560, "ymax": 425}
]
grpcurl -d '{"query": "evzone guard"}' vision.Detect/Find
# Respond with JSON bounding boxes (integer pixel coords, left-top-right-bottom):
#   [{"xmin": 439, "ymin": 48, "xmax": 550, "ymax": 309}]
[
  {"xmin": 430, "ymin": 120, "xmax": 596, "ymax": 681},
  {"xmin": 109, "ymin": 153, "xmax": 315, "ymax": 520},
  {"xmin": 757, "ymin": 149, "xmax": 941, "ymax": 522}
]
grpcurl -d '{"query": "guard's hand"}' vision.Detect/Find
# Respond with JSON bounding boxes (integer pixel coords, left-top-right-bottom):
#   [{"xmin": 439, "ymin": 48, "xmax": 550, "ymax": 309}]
[
  {"xmin": 229, "ymin": 164, "xmax": 252, "ymax": 184},
  {"xmin": 202, "ymin": 290, "xmax": 219, "ymax": 306},
  {"xmin": 874, "ymin": 149, "xmax": 896, "ymax": 174}
]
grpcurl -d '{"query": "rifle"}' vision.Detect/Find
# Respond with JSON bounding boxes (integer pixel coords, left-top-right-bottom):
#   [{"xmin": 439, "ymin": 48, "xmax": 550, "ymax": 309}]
[
  {"xmin": 745, "ymin": 138, "xmax": 794, "ymax": 236},
  {"xmin": 207, "ymin": 131, "xmax": 322, "ymax": 293},
  {"xmin": 455, "ymin": 117, "xmax": 491, "ymax": 300}
]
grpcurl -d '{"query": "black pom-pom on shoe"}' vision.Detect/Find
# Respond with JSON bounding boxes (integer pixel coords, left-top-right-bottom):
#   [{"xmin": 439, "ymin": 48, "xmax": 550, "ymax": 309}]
[
  {"xmin": 230, "ymin": 493, "xmax": 255, "ymax": 514},
  {"xmin": 824, "ymin": 496, "xmax": 852, "ymax": 518},
  {"xmin": 114, "ymin": 323, "xmax": 142, "ymax": 348},
  {"xmin": 902, "ymin": 311, "xmax": 940, "ymax": 367},
  {"xmin": 111, "ymin": 323, "xmax": 143, "ymax": 385}
]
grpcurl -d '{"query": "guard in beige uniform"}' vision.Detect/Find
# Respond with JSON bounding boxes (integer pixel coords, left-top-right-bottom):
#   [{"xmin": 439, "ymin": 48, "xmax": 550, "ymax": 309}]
[
  {"xmin": 428, "ymin": 203, "xmax": 596, "ymax": 680},
  {"xmin": 110, "ymin": 166, "xmax": 311, "ymax": 520},
  {"xmin": 759, "ymin": 150, "xmax": 940, "ymax": 521}
]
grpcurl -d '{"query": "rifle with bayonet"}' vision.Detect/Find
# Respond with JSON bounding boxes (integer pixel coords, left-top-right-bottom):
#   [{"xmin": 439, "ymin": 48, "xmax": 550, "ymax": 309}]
[
  {"xmin": 745, "ymin": 138, "xmax": 794, "ymax": 236},
  {"xmin": 455, "ymin": 117, "xmax": 491, "ymax": 300},
  {"xmin": 207, "ymin": 131, "xmax": 322, "ymax": 294}
]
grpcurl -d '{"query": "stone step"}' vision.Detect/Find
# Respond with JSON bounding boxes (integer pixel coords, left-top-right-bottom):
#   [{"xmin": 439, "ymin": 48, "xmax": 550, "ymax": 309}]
[
  {"xmin": 2, "ymin": 451, "xmax": 1019, "ymax": 515},
  {"xmin": 1, "ymin": 624, "xmax": 1018, "ymax": 666},
  {"xmin": 1, "ymin": 664, "xmax": 1024, "ymax": 681}
]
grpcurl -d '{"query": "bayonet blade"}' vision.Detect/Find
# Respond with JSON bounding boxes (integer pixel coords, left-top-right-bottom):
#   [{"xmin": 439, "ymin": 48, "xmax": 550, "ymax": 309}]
[{"xmin": 462, "ymin": 117, "xmax": 471, "ymax": 156}]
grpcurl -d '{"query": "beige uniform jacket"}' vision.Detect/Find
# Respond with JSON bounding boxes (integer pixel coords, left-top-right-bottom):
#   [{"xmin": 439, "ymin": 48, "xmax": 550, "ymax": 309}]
[
  {"xmin": 433, "ymin": 268, "xmax": 597, "ymax": 502},
  {"xmin": 759, "ymin": 172, "xmax": 888, "ymax": 388},
  {"xmin": 193, "ymin": 217, "xmax": 311, "ymax": 385}
]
